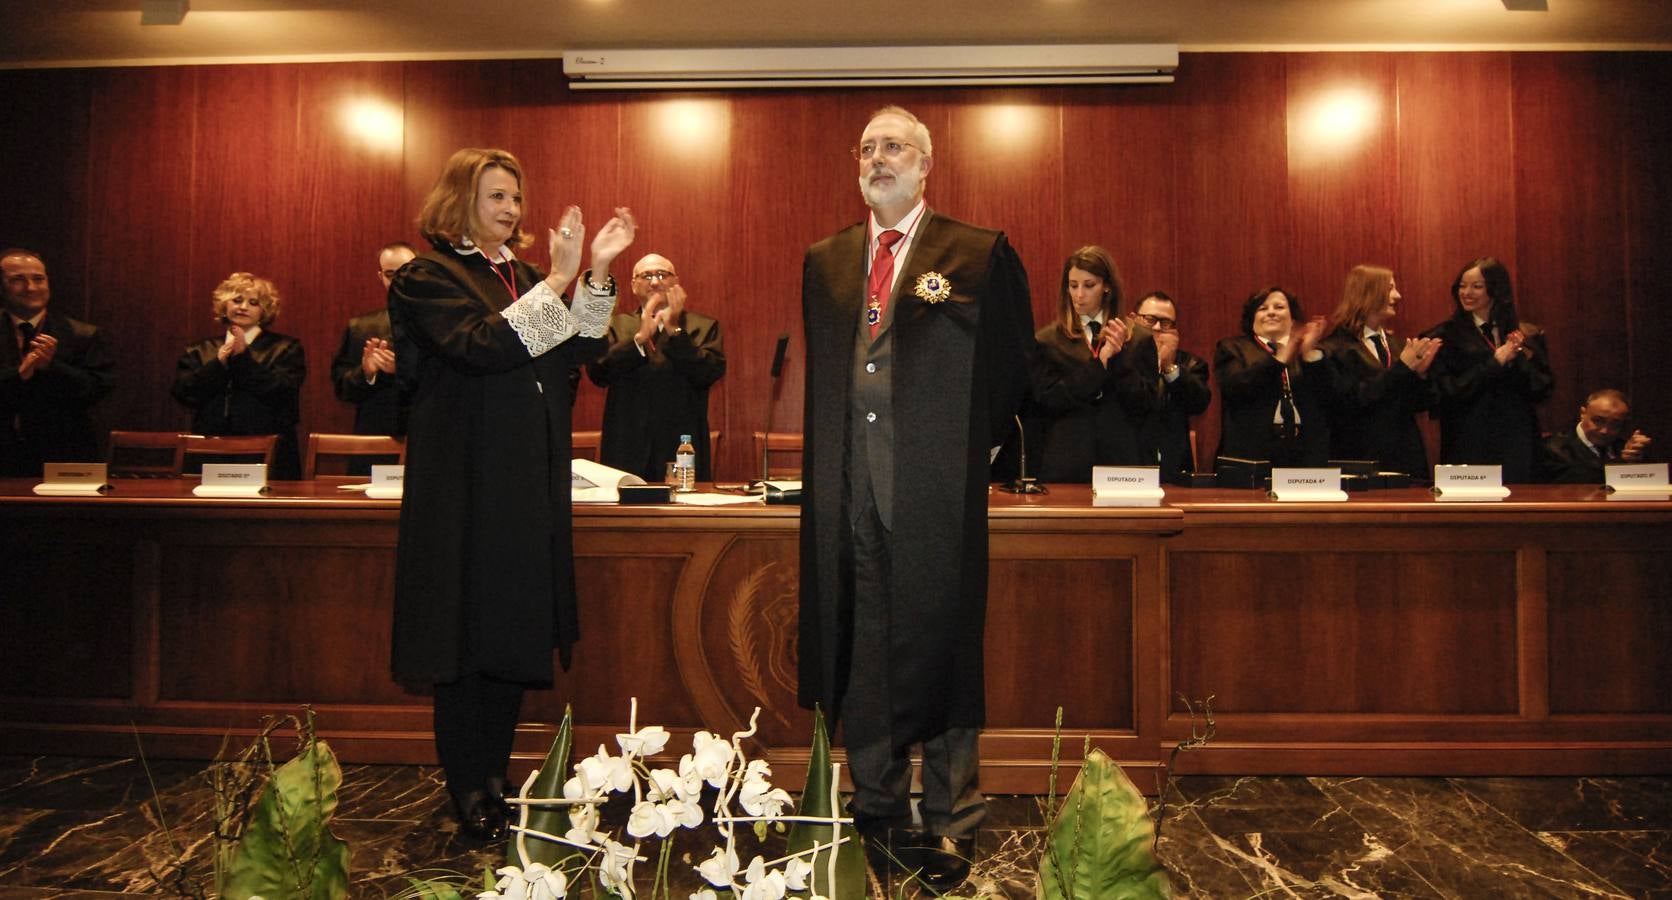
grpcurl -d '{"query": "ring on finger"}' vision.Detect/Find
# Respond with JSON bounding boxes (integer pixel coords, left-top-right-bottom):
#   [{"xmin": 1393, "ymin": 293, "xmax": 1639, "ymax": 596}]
[{"xmin": 559, "ymin": 227, "xmax": 574, "ymax": 239}]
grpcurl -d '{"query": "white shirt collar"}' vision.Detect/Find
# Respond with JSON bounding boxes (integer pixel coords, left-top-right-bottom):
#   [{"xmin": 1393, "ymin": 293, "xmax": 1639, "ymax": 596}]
[
  {"xmin": 1575, "ymin": 422, "xmax": 1601, "ymax": 455},
  {"xmin": 455, "ymin": 235, "xmax": 516, "ymax": 263},
  {"xmin": 8, "ymin": 310, "xmax": 46, "ymax": 330},
  {"xmin": 868, "ymin": 199, "xmax": 927, "ymax": 249},
  {"xmin": 226, "ymin": 325, "xmax": 262, "ymax": 344}
]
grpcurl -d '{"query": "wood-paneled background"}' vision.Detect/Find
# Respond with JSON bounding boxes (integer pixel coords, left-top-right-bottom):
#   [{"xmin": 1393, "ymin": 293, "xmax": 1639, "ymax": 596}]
[{"xmin": 3, "ymin": 51, "xmax": 1668, "ymax": 481}]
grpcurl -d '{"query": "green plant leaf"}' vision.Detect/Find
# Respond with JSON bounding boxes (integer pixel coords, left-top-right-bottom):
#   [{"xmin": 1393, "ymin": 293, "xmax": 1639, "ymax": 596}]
[
  {"xmin": 785, "ymin": 706, "xmax": 867, "ymax": 899},
  {"xmin": 512, "ymin": 704, "xmax": 580, "ymax": 871},
  {"xmin": 1037, "ymin": 749, "xmax": 1171, "ymax": 900},
  {"xmin": 222, "ymin": 737, "xmax": 351, "ymax": 900}
]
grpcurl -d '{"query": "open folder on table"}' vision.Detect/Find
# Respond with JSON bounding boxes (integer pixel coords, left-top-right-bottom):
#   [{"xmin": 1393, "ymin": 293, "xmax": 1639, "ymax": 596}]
[{"xmin": 572, "ymin": 458, "xmax": 647, "ymax": 502}]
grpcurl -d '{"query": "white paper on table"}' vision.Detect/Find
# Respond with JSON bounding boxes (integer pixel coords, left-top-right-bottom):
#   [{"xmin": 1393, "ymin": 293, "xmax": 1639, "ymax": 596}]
[{"xmin": 572, "ymin": 458, "xmax": 646, "ymax": 502}]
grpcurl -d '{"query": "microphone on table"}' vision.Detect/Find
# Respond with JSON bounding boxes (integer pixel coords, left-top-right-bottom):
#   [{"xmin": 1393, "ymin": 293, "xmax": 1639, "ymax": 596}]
[
  {"xmin": 750, "ymin": 333, "xmax": 791, "ymax": 492},
  {"xmin": 997, "ymin": 413, "xmax": 1047, "ymax": 494}
]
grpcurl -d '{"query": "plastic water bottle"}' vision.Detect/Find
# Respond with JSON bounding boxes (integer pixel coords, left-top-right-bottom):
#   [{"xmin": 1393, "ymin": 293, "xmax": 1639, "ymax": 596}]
[{"xmin": 674, "ymin": 434, "xmax": 696, "ymax": 492}]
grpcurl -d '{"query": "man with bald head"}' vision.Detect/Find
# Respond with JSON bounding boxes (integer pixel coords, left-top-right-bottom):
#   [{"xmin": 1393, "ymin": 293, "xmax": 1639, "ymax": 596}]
[
  {"xmin": 1, "ymin": 248, "xmax": 115, "ymax": 476},
  {"xmin": 1538, "ymin": 388, "xmax": 1654, "ymax": 483},
  {"xmin": 585, "ymin": 252, "xmax": 725, "ymax": 481}
]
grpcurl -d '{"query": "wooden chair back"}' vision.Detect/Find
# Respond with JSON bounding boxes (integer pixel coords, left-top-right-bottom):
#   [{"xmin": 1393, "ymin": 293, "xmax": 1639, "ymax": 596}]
[
  {"xmin": 303, "ymin": 433, "xmax": 405, "ymax": 479},
  {"xmin": 751, "ymin": 431, "xmax": 804, "ymax": 480},
  {"xmin": 107, "ymin": 430, "xmax": 186, "ymax": 478},
  {"xmin": 180, "ymin": 434, "xmax": 278, "ymax": 475}
]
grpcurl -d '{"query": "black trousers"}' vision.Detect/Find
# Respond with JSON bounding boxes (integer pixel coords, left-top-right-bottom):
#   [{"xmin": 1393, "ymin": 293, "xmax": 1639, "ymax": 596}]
[
  {"xmin": 842, "ymin": 488, "xmax": 986, "ymax": 839},
  {"xmin": 433, "ymin": 672, "xmax": 525, "ymax": 806}
]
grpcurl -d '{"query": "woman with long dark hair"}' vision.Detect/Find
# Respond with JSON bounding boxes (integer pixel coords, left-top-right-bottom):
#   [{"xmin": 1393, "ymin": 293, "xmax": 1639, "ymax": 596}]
[
  {"xmin": 1029, "ymin": 245, "xmax": 1139, "ymax": 482},
  {"xmin": 1423, "ymin": 256, "xmax": 1554, "ymax": 483}
]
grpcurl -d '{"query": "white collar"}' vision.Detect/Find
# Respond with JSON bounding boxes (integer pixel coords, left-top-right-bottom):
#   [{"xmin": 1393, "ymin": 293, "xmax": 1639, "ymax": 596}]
[
  {"xmin": 226, "ymin": 324, "xmax": 262, "ymax": 344},
  {"xmin": 455, "ymin": 236, "xmax": 516, "ymax": 263},
  {"xmin": 8, "ymin": 310, "xmax": 46, "ymax": 330},
  {"xmin": 868, "ymin": 199, "xmax": 927, "ymax": 244},
  {"xmin": 1575, "ymin": 422, "xmax": 1601, "ymax": 455}
]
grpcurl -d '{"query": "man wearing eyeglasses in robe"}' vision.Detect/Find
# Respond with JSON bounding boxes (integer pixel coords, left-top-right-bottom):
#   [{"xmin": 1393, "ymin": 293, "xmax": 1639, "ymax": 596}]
[
  {"xmin": 1115, "ymin": 290, "xmax": 1211, "ymax": 485},
  {"xmin": 797, "ymin": 106, "xmax": 1034, "ymax": 890},
  {"xmin": 585, "ymin": 252, "xmax": 725, "ymax": 481}
]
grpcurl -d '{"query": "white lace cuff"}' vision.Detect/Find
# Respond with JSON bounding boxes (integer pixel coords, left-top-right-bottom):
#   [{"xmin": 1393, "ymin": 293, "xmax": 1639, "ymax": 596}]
[
  {"xmin": 502, "ymin": 279, "xmax": 583, "ymax": 356},
  {"xmin": 570, "ymin": 271, "xmax": 615, "ymax": 338}
]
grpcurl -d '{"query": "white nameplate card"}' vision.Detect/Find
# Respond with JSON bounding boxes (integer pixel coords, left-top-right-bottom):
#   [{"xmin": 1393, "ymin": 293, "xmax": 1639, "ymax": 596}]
[
  {"xmin": 1605, "ymin": 462, "xmax": 1670, "ymax": 499},
  {"xmin": 365, "ymin": 464, "xmax": 405, "ymax": 499},
  {"xmin": 1092, "ymin": 466, "xmax": 1164, "ymax": 506},
  {"xmin": 33, "ymin": 462, "xmax": 111, "ymax": 495},
  {"xmin": 192, "ymin": 463, "xmax": 269, "ymax": 497},
  {"xmin": 1431, "ymin": 464, "xmax": 1509, "ymax": 501},
  {"xmin": 1268, "ymin": 467, "xmax": 1347, "ymax": 502}
]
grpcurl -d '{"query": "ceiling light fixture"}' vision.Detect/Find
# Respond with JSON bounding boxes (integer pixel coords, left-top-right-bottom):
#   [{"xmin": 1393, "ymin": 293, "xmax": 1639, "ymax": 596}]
[{"xmin": 1501, "ymin": 0, "xmax": 1549, "ymax": 10}]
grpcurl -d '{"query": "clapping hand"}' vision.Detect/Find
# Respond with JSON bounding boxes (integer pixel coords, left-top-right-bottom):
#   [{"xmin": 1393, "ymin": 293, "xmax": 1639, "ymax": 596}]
[
  {"xmin": 1295, "ymin": 316, "xmax": 1327, "ymax": 355},
  {"xmin": 1154, "ymin": 329, "xmax": 1180, "ymax": 372},
  {"xmin": 1622, "ymin": 430, "xmax": 1653, "ymax": 461},
  {"xmin": 636, "ymin": 293, "xmax": 669, "ymax": 345},
  {"xmin": 589, "ymin": 207, "xmax": 638, "ymax": 275},
  {"xmin": 546, "ymin": 205, "xmax": 584, "ymax": 291},
  {"xmin": 17, "ymin": 332, "xmax": 56, "ymax": 378},
  {"xmin": 1400, "ymin": 336, "xmax": 1442, "ymax": 376},
  {"xmin": 1097, "ymin": 316, "xmax": 1129, "ymax": 365},
  {"xmin": 219, "ymin": 326, "xmax": 248, "ymax": 362},
  {"xmin": 361, "ymin": 337, "xmax": 396, "ymax": 379},
  {"xmin": 1493, "ymin": 330, "xmax": 1529, "ymax": 365}
]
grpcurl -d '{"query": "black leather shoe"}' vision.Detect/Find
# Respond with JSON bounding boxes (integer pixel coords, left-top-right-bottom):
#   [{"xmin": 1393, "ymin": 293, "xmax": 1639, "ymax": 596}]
[
  {"xmin": 856, "ymin": 820, "xmax": 930, "ymax": 882},
  {"xmin": 456, "ymin": 788, "xmax": 511, "ymax": 841},
  {"xmin": 917, "ymin": 834, "xmax": 975, "ymax": 890}
]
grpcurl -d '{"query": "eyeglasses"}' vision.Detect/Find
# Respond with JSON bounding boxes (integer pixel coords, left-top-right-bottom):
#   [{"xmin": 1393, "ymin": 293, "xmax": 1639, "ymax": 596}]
[
  {"xmin": 852, "ymin": 141, "xmax": 920, "ymax": 161},
  {"xmin": 633, "ymin": 270, "xmax": 677, "ymax": 282},
  {"xmin": 1135, "ymin": 313, "xmax": 1177, "ymax": 331}
]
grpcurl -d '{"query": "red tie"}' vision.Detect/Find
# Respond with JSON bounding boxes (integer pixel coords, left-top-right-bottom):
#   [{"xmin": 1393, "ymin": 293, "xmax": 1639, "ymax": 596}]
[{"xmin": 867, "ymin": 229, "xmax": 904, "ymax": 339}]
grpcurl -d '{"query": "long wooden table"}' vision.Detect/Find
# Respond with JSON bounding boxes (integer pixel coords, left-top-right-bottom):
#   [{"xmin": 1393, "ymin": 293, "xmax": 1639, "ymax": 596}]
[{"xmin": 3, "ymin": 479, "xmax": 1668, "ymax": 792}]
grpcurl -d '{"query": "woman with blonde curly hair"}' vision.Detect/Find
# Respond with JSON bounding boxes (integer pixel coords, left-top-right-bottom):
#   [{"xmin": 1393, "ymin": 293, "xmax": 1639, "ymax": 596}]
[{"xmin": 171, "ymin": 271, "xmax": 305, "ymax": 478}]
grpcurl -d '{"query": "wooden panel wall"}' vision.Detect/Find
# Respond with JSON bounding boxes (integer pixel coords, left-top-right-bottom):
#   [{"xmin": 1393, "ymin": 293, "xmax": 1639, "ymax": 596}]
[{"xmin": 3, "ymin": 52, "xmax": 1669, "ymax": 481}]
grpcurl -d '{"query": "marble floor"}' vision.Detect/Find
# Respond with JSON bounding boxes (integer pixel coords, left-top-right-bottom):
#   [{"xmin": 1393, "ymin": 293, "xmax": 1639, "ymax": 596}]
[{"xmin": 1, "ymin": 755, "xmax": 1668, "ymax": 898}]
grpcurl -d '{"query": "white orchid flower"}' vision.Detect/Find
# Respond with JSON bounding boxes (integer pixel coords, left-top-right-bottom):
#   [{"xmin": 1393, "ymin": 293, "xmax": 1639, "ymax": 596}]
[
  {"xmin": 645, "ymin": 768, "xmax": 681, "ymax": 802},
  {"xmin": 492, "ymin": 865, "xmax": 529, "ymax": 900},
  {"xmin": 598, "ymin": 839, "xmax": 638, "ymax": 899},
  {"xmin": 616, "ymin": 724, "xmax": 671, "ymax": 758},
  {"xmin": 688, "ymin": 731, "xmax": 733, "ymax": 787},
  {"xmin": 740, "ymin": 855, "xmax": 787, "ymax": 900},
  {"xmin": 744, "ymin": 758, "xmax": 772, "ymax": 781},
  {"xmin": 689, "ymin": 892, "xmax": 719, "ymax": 900},
  {"xmin": 696, "ymin": 845, "xmax": 739, "ymax": 887},
  {"xmin": 739, "ymin": 779, "xmax": 792, "ymax": 818},
  {"xmin": 576, "ymin": 744, "xmax": 634, "ymax": 794},
  {"xmin": 783, "ymin": 857, "xmax": 813, "ymax": 891},
  {"xmin": 667, "ymin": 759, "xmax": 707, "ymax": 802},
  {"xmin": 627, "ymin": 799, "xmax": 677, "ymax": 838},
  {"xmin": 519, "ymin": 863, "xmax": 568, "ymax": 900},
  {"xmin": 665, "ymin": 797, "xmax": 704, "ymax": 830},
  {"xmin": 564, "ymin": 802, "xmax": 606, "ymax": 846}
]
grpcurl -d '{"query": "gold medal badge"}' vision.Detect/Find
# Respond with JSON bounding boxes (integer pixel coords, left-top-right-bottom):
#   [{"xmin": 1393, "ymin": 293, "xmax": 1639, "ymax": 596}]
[{"xmin": 913, "ymin": 271, "xmax": 952, "ymax": 304}]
